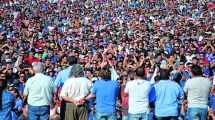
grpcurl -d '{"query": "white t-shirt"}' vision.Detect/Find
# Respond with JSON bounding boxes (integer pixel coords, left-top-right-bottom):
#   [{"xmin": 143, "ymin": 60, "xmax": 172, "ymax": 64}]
[
  {"xmin": 124, "ymin": 80, "xmax": 151, "ymax": 114},
  {"xmin": 60, "ymin": 77, "xmax": 92, "ymax": 101},
  {"xmin": 184, "ymin": 77, "xmax": 212, "ymax": 108}
]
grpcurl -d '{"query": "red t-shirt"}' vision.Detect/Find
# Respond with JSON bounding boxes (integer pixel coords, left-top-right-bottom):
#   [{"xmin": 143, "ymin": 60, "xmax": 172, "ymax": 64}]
[{"xmin": 24, "ymin": 57, "xmax": 40, "ymax": 64}]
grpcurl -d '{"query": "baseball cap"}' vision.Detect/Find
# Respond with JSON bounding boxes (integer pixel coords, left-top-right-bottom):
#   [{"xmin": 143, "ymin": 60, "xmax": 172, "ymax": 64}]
[
  {"xmin": 6, "ymin": 59, "xmax": 11, "ymax": 63},
  {"xmin": 4, "ymin": 51, "xmax": 10, "ymax": 55},
  {"xmin": 48, "ymin": 68, "xmax": 55, "ymax": 72}
]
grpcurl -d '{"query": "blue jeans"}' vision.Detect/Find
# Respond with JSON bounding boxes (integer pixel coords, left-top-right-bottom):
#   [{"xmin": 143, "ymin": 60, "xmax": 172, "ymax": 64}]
[
  {"xmin": 28, "ymin": 104, "xmax": 50, "ymax": 120},
  {"xmin": 96, "ymin": 112, "xmax": 117, "ymax": 120},
  {"xmin": 187, "ymin": 108, "xmax": 208, "ymax": 120},
  {"xmin": 128, "ymin": 113, "xmax": 148, "ymax": 120},
  {"xmin": 89, "ymin": 111, "xmax": 96, "ymax": 120}
]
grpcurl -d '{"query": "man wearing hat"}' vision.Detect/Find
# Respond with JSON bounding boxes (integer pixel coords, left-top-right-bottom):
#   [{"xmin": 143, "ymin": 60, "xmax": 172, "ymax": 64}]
[
  {"xmin": 1, "ymin": 51, "xmax": 11, "ymax": 66},
  {"xmin": 47, "ymin": 68, "xmax": 56, "ymax": 80}
]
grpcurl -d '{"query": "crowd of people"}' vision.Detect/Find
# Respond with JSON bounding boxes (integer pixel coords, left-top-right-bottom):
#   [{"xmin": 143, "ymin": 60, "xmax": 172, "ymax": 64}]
[{"xmin": 0, "ymin": 0, "xmax": 215, "ymax": 120}]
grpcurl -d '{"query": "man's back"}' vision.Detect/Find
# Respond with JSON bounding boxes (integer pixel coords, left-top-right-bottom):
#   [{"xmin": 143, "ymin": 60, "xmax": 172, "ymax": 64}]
[
  {"xmin": 184, "ymin": 77, "xmax": 211, "ymax": 108},
  {"xmin": 124, "ymin": 80, "xmax": 151, "ymax": 114},
  {"xmin": 152, "ymin": 80, "xmax": 184, "ymax": 117},
  {"xmin": 24, "ymin": 73, "xmax": 56, "ymax": 106},
  {"xmin": 92, "ymin": 80, "xmax": 119, "ymax": 113},
  {"xmin": 54, "ymin": 66, "xmax": 72, "ymax": 88},
  {"xmin": 60, "ymin": 77, "xmax": 92, "ymax": 100}
]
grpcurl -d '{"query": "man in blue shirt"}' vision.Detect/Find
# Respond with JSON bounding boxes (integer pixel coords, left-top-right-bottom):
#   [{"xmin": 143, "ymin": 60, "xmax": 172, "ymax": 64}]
[
  {"xmin": 150, "ymin": 69, "xmax": 184, "ymax": 120},
  {"xmin": 54, "ymin": 56, "xmax": 78, "ymax": 88},
  {"xmin": 54, "ymin": 56, "xmax": 77, "ymax": 120},
  {"xmin": 85, "ymin": 68, "xmax": 119, "ymax": 120}
]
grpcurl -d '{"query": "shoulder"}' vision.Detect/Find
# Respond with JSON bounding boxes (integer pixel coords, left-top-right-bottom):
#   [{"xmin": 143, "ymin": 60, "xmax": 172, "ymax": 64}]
[
  {"xmin": 81, "ymin": 77, "xmax": 92, "ymax": 84},
  {"xmin": 110, "ymin": 80, "xmax": 118, "ymax": 83},
  {"xmin": 3, "ymin": 91, "xmax": 14, "ymax": 98},
  {"xmin": 125, "ymin": 80, "xmax": 134, "ymax": 88},
  {"xmin": 58, "ymin": 69, "xmax": 67, "ymax": 74},
  {"xmin": 40, "ymin": 74, "xmax": 52, "ymax": 79},
  {"xmin": 144, "ymin": 80, "xmax": 151, "ymax": 85},
  {"xmin": 26, "ymin": 76, "xmax": 34, "ymax": 83},
  {"xmin": 112, "ymin": 80, "xmax": 119, "ymax": 86},
  {"xmin": 126, "ymin": 80, "xmax": 133, "ymax": 85}
]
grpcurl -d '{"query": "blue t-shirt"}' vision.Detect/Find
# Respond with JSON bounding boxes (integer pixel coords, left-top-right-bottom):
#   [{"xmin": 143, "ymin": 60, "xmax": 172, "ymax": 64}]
[
  {"xmin": 92, "ymin": 80, "xmax": 119, "ymax": 113},
  {"xmin": 150, "ymin": 80, "xmax": 184, "ymax": 117},
  {"xmin": 12, "ymin": 97, "xmax": 23, "ymax": 120},
  {"xmin": 209, "ymin": 95, "xmax": 215, "ymax": 110}
]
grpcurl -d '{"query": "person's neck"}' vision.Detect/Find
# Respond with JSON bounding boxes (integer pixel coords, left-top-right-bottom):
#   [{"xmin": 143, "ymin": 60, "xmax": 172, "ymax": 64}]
[
  {"xmin": 192, "ymin": 75, "xmax": 202, "ymax": 78},
  {"xmin": 23, "ymin": 112, "xmax": 27, "ymax": 117},
  {"xmin": 136, "ymin": 76, "xmax": 143, "ymax": 80},
  {"xmin": 35, "ymin": 72, "xmax": 43, "ymax": 74}
]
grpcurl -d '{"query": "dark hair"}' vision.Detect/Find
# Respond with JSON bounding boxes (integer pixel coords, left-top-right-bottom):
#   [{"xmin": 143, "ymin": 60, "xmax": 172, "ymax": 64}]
[
  {"xmin": 100, "ymin": 68, "xmax": 111, "ymax": 80},
  {"xmin": 154, "ymin": 75, "xmax": 160, "ymax": 82},
  {"xmin": 159, "ymin": 69, "xmax": 170, "ymax": 80},
  {"xmin": 67, "ymin": 56, "xmax": 78, "ymax": 65},
  {"xmin": 85, "ymin": 68, "xmax": 92, "ymax": 74},
  {"xmin": 13, "ymin": 87, "xmax": 22, "ymax": 99},
  {"xmin": 136, "ymin": 66, "xmax": 145, "ymax": 77},
  {"xmin": 0, "ymin": 79, "xmax": 7, "ymax": 110},
  {"xmin": 191, "ymin": 65, "xmax": 203, "ymax": 76}
]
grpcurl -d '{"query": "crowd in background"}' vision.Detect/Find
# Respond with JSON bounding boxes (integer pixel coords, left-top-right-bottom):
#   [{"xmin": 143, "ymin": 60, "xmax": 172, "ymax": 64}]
[{"xmin": 0, "ymin": 0, "xmax": 215, "ymax": 120}]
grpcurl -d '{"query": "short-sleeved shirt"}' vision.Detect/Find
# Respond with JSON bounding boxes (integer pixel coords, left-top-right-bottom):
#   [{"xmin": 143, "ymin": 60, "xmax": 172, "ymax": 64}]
[
  {"xmin": 92, "ymin": 80, "xmax": 119, "ymax": 113},
  {"xmin": 24, "ymin": 73, "xmax": 57, "ymax": 106},
  {"xmin": 184, "ymin": 77, "xmax": 211, "ymax": 108},
  {"xmin": 12, "ymin": 97, "xmax": 23, "ymax": 120},
  {"xmin": 54, "ymin": 66, "xmax": 72, "ymax": 88},
  {"xmin": 60, "ymin": 77, "xmax": 92, "ymax": 101},
  {"xmin": 124, "ymin": 80, "xmax": 151, "ymax": 114},
  {"xmin": 150, "ymin": 80, "xmax": 184, "ymax": 117}
]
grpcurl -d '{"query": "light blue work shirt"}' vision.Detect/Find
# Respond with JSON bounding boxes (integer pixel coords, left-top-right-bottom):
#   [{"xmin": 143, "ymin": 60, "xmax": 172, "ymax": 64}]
[
  {"xmin": 54, "ymin": 66, "xmax": 73, "ymax": 87},
  {"xmin": 150, "ymin": 80, "xmax": 184, "ymax": 117},
  {"xmin": 24, "ymin": 73, "xmax": 57, "ymax": 106},
  {"xmin": 0, "ymin": 91, "xmax": 15, "ymax": 120}
]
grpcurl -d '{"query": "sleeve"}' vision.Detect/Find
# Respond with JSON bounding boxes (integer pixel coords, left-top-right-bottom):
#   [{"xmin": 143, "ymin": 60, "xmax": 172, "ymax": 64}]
[
  {"xmin": 54, "ymin": 72, "xmax": 62, "ymax": 87},
  {"xmin": 124, "ymin": 82, "xmax": 129, "ymax": 94},
  {"xmin": 111, "ymin": 67, "xmax": 120, "ymax": 81},
  {"xmin": 150, "ymin": 67, "xmax": 158, "ymax": 84},
  {"xmin": 149, "ymin": 85, "xmax": 156, "ymax": 102},
  {"xmin": 60, "ymin": 80, "xmax": 69, "ymax": 96},
  {"xmin": 183, "ymin": 80, "xmax": 189, "ymax": 92},
  {"xmin": 91, "ymin": 82, "xmax": 98, "ymax": 95},
  {"xmin": 116, "ymin": 82, "xmax": 120, "ymax": 93},
  {"xmin": 50, "ymin": 78, "xmax": 57, "ymax": 94},
  {"xmin": 18, "ymin": 100, "xmax": 23, "ymax": 110},
  {"xmin": 213, "ymin": 75, "xmax": 215, "ymax": 86},
  {"xmin": 87, "ymin": 98, "xmax": 94, "ymax": 110},
  {"xmin": 23, "ymin": 80, "xmax": 30, "ymax": 96},
  {"xmin": 178, "ymin": 84, "xmax": 184, "ymax": 99},
  {"xmin": 11, "ymin": 94, "xmax": 16, "ymax": 109}
]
